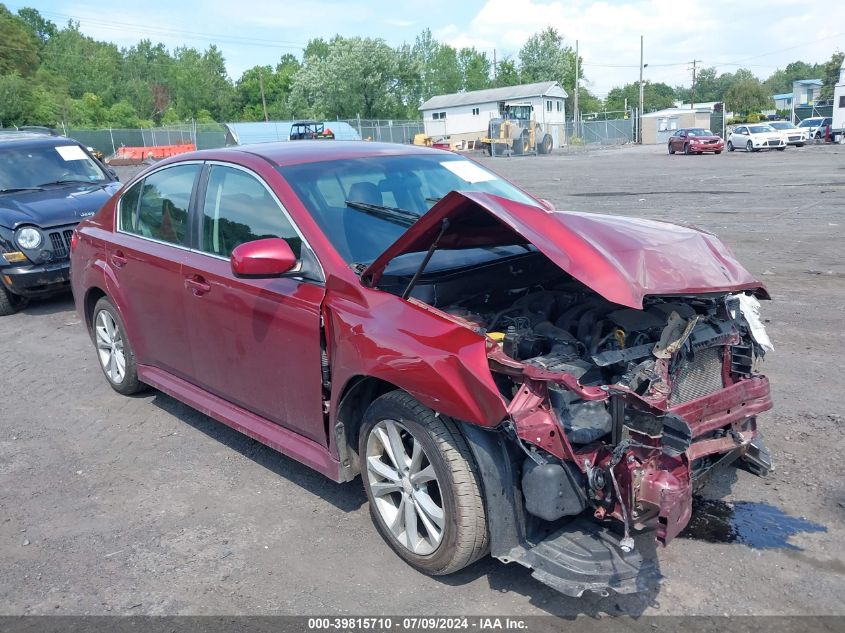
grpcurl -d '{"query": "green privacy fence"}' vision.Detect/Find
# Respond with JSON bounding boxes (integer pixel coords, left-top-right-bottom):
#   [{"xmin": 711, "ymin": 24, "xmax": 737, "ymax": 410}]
[{"xmin": 793, "ymin": 104, "xmax": 833, "ymax": 122}]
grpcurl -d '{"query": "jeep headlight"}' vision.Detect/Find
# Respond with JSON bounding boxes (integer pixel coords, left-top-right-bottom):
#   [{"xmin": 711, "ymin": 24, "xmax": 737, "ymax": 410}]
[{"xmin": 15, "ymin": 226, "xmax": 43, "ymax": 250}]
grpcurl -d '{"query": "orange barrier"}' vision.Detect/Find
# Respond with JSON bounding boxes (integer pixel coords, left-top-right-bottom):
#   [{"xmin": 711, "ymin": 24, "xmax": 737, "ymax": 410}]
[{"xmin": 107, "ymin": 143, "xmax": 196, "ymax": 165}]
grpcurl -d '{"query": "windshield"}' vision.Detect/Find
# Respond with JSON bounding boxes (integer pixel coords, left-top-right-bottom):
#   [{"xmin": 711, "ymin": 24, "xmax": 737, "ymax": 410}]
[
  {"xmin": 749, "ymin": 125, "xmax": 774, "ymax": 134},
  {"xmin": 769, "ymin": 122, "xmax": 796, "ymax": 130},
  {"xmin": 0, "ymin": 143, "xmax": 107, "ymax": 191},
  {"xmin": 278, "ymin": 154, "xmax": 539, "ymax": 267},
  {"xmin": 687, "ymin": 128, "xmax": 714, "ymax": 137},
  {"xmin": 798, "ymin": 119, "xmax": 821, "ymax": 127}
]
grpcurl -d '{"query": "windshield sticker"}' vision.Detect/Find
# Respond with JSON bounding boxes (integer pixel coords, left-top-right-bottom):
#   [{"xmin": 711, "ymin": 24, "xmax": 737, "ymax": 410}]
[
  {"xmin": 55, "ymin": 145, "xmax": 89, "ymax": 161},
  {"xmin": 441, "ymin": 161, "xmax": 497, "ymax": 184}
]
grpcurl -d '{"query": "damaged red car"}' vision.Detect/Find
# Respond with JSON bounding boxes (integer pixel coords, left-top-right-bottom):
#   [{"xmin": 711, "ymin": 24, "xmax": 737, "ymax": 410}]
[{"xmin": 69, "ymin": 142, "xmax": 774, "ymax": 597}]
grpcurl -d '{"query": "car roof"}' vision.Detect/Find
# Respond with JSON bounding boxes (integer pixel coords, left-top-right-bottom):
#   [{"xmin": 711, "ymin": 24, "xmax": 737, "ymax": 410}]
[
  {"xmin": 171, "ymin": 141, "xmax": 452, "ymax": 167},
  {"xmin": 0, "ymin": 132, "xmax": 81, "ymax": 149}
]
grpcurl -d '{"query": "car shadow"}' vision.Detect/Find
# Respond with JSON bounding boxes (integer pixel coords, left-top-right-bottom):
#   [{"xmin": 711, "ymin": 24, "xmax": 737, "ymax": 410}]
[
  {"xmin": 148, "ymin": 391, "xmax": 367, "ymax": 513},
  {"xmin": 18, "ymin": 292, "xmax": 76, "ymax": 316}
]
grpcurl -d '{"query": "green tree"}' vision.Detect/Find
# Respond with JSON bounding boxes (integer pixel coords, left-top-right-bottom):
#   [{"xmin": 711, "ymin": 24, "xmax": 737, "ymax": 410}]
[
  {"xmin": 762, "ymin": 60, "xmax": 822, "ymax": 96},
  {"xmin": 236, "ymin": 54, "xmax": 301, "ymax": 120},
  {"xmin": 429, "ymin": 44, "xmax": 461, "ymax": 97},
  {"xmin": 15, "ymin": 6, "xmax": 56, "ymax": 44},
  {"xmin": 42, "ymin": 22, "xmax": 122, "ymax": 103},
  {"xmin": 0, "ymin": 5, "xmax": 39, "ymax": 76},
  {"xmin": 495, "ymin": 58, "xmax": 520, "ymax": 87},
  {"xmin": 519, "ymin": 27, "xmax": 576, "ymax": 91},
  {"xmin": 0, "ymin": 73, "xmax": 32, "ymax": 126},
  {"xmin": 724, "ymin": 70, "xmax": 769, "ymax": 115},
  {"xmin": 605, "ymin": 81, "xmax": 676, "ymax": 112},
  {"xmin": 457, "ymin": 47, "xmax": 491, "ymax": 91},
  {"xmin": 820, "ymin": 51, "xmax": 844, "ymax": 99}
]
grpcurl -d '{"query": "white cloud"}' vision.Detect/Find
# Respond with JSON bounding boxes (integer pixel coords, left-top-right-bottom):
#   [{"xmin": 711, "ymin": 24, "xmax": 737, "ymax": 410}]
[{"xmin": 437, "ymin": 0, "xmax": 845, "ymax": 95}]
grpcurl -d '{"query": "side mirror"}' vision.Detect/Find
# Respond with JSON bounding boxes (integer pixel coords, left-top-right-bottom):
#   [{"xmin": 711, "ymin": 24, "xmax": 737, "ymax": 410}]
[
  {"xmin": 537, "ymin": 198, "xmax": 555, "ymax": 211},
  {"xmin": 231, "ymin": 238, "xmax": 296, "ymax": 278},
  {"xmin": 107, "ymin": 167, "xmax": 118, "ymax": 180}
]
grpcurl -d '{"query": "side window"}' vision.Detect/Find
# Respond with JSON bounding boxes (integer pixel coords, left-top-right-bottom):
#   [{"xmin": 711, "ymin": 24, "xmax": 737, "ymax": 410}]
[
  {"xmin": 126, "ymin": 164, "xmax": 199, "ymax": 245},
  {"xmin": 118, "ymin": 180, "xmax": 142, "ymax": 233},
  {"xmin": 200, "ymin": 165, "xmax": 302, "ymax": 259}
]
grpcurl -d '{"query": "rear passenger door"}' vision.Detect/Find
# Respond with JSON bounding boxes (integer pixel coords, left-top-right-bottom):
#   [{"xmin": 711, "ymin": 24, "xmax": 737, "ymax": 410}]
[
  {"xmin": 110, "ymin": 162, "xmax": 201, "ymax": 380},
  {"xmin": 181, "ymin": 162, "xmax": 328, "ymax": 445}
]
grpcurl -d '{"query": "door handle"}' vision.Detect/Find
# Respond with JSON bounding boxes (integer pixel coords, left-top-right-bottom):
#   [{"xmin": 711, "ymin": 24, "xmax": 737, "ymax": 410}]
[
  {"xmin": 110, "ymin": 251, "xmax": 127, "ymax": 268},
  {"xmin": 185, "ymin": 275, "xmax": 211, "ymax": 296}
]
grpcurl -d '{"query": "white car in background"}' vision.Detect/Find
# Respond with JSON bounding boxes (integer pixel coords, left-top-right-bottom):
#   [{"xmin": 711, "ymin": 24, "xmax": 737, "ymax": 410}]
[
  {"xmin": 767, "ymin": 121, "xmax": 807, "ymax": 147},
  {"xmin": 727, "ymin": 124, "xmax": 786, "ymax": 152},
  {"xmin": 798, "ymin": 117, "xmax": 833, "ymax": 140}
]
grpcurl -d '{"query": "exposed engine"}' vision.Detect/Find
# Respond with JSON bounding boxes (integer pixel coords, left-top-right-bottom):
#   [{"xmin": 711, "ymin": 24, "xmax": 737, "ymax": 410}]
[{"xmin": 443, "ymin": 285, "xmax": 771, "ymax": 446}]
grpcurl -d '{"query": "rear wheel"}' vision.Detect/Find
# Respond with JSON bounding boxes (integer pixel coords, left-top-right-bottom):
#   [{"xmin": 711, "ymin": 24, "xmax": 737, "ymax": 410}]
[
  {"xmin": 537, "ymin": 133, "xmax": 553, "ymax": 155},
  {"xmin": 776, "ymin": 146, "xmax": 786, "ymax": 151},
  {"xmin": 668, "ymin": 143, "xmax": 675, "ymax": 155},
  {"xmin": 92, "ymin": 297, "xmax": 145, "ymax": 395},
  {"xmin": 0, "ymin": 285, "xmax": 27, "ymax": 316},
  {"xmin": 359, "ymin": 391, "xmax": 488, "ymax": 575}
]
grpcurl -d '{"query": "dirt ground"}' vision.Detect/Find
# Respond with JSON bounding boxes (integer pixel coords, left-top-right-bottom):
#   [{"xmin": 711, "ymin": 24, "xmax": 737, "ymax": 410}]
[{"xmin": 1, "ymin": 142, "xmax": 844, "ymax": 617}]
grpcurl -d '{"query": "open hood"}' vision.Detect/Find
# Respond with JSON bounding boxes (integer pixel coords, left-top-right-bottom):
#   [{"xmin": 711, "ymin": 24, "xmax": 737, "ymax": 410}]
[{"xmin": 360, "ymin": 191, "xmax": 767, "ymax": 309}]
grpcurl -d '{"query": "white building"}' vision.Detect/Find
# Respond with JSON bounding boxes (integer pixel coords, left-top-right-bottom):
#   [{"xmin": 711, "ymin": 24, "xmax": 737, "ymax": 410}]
[
  {"xmin": 419, "ymin": 81, "xmax": 568, "ymax": 146},
  {"xmin": 834, "ymin": 58, "xmax": 845, "ymax": 136}
]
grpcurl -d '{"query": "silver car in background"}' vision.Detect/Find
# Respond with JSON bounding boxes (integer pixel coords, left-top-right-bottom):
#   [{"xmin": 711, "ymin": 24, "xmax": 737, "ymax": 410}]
[{"xmin": 727, "ymin": 124, "xmax": 786, "ymax": 152}]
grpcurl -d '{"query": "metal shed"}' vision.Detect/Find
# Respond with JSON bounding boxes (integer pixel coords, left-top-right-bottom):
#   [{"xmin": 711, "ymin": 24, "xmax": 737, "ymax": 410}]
[{"xmin": 224, "ymin": 121, "xmax": 361, "ymax": 145}]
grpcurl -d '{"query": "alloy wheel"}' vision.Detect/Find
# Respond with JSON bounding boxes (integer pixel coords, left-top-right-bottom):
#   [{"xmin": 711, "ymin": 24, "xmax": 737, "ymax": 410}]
[
  {"xmin": 95, "ymin": 309, "xmax": 127, "ymax": 384},
  {"xmin": 365, "ymin": 419, "xmax": 444, "ymax": 556},
  {"xmin": 746, "ymin": 140, "xmax": 754, "ymax": 152}
]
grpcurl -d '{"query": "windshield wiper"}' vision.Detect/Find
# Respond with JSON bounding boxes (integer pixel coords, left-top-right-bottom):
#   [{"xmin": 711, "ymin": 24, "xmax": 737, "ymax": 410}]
[
  {"xmin": 0, "ymin": 187, "xmax": 44, "ymax": 194},
  {"xmin": 36, "ymin": 179, "xmax": 96, "ymax": 187},
  {"xmin": 344, "ymin": 200, "xmax": 420, "ymax": 227}
]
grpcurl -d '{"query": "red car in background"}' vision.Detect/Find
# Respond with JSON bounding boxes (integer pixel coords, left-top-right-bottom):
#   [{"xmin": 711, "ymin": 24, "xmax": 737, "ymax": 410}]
[
  {"xmin": 668, "ymin": 128, "xmax": 724, "ymax": 155},
  {"xmin": 69, "ymin": 142, "xmax": 774, "ymax": 598}
]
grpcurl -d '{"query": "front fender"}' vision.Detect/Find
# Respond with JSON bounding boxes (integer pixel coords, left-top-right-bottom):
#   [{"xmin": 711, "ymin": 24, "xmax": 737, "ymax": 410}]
[{"xmin": 325, "ymin": 278, "xmax": 508, "ymax": 427}]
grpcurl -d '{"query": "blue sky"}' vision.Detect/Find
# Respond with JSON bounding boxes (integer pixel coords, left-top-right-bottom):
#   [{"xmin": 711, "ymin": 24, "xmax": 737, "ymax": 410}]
[{"xmin": 11, "ymin": 0, "xmax": 845, "ymax": 96}]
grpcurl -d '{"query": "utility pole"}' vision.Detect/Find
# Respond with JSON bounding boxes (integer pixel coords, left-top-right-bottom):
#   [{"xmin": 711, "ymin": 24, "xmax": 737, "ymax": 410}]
[
  {"xmin": 259, "ymin": 69, "xmax": 269, "ymax": 122},
  {"xmin": 574, "ymin": 39, "xmax": 579, "ymax": 139},
  {"xmin": 689, "ymin": 59, "xmax": 702, "ymax": 110},
  {"xmin": 493, "ymin": 48, "xmax": 497, "ymax": 86},
  {"xmin": 638, "ymin": 35, "xmax": 644, "ymax": 143}
]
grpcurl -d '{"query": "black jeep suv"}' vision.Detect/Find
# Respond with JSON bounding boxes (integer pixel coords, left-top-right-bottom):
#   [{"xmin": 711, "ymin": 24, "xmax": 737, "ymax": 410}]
[{"xmin": 0, "ymin": 132, "xmax": 120, "ymax": 315}]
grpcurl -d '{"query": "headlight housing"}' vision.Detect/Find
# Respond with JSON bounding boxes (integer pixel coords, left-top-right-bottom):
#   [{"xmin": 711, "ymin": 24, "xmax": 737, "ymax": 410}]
[{"xmin": 15, "ymin": 226, "xmax": 43, "ymax": 250}]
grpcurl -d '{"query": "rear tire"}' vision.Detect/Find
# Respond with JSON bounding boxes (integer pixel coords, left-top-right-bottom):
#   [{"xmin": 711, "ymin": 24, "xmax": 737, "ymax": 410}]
[
  {"xmin": 359, "ymin": 391, "xmax": 489, "ymax": 576},
  {"xmin": 0, "ymin": 285, "xmax": 27, "ymax": 316},
  {"xmin": 537, "ymin": 134, "xmax": 553, "ymax": 154},
  {"xmin": 91, "ymin": 297, "xmax": 145, "ymax": 395},
  {"xmin": 668, "ymin": 143, "xmax": 675, "ymax": 155}
]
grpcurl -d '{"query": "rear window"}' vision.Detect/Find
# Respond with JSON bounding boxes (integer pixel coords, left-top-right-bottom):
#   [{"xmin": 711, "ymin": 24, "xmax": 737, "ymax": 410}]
[{"xmin": 119, "ymin": 164, "xmax": 199, "ymax": 246}]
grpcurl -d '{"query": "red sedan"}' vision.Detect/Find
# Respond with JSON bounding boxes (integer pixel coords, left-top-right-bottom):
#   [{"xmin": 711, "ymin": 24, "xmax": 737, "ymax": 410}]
[
  {"xmin": 668, "ymin": 128, "xmax": 724, "ymax": 154},
  {"xmin": 70, "ymin": 142, "xmax": 773, "ymax": 597}
]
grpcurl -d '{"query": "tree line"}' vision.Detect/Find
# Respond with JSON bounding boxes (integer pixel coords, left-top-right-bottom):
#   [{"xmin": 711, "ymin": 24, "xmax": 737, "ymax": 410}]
[{"xmin": 0, "ymin": 4, "xmax": 841, "ymax": 129}]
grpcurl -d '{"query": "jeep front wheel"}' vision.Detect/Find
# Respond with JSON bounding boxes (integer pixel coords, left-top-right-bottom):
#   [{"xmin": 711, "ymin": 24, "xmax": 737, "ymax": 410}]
[{"xmin": 359, "ymin": 391, "xmax": 489, "ymax": 575}]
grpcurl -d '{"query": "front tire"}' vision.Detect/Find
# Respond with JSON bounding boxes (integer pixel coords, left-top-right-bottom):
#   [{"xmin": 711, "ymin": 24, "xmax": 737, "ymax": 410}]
[
  {"xmin": 776, "ymin": 146, "xmax": 786, "ymax": 151},
  {"xmin": 727, "ymin": 140, "xmax": 734, "ymax": 152},
  {"xmin": 0, "ymin": 286, "xmax": 27, "ymax": 316},
  {"xmin": 746, "ymin": 140, "xmax": 754, "ymax": 152},
  {"xmin": 715, "ymin": 150, "xmax": 722, "ymax": 154},
  {"xmin": 359, "ymin": 391, "xmax": 489, "ymax": 575},
  {"xmin": 92, "ymin": 297, "xmax": 144, "ymax": 395},
  {"xmin": 668, "ymin": 143, "xmax": 675, "ymax": 155},
  {"xmin": 683, "ymin": 143, "xmax": 690, "ymax": 155}
]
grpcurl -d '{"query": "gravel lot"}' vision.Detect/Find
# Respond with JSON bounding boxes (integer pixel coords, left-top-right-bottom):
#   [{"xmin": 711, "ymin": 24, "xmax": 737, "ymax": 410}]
[{"xmin": 1, "ymin": 142, "xmax": 844, "ymax": 617}]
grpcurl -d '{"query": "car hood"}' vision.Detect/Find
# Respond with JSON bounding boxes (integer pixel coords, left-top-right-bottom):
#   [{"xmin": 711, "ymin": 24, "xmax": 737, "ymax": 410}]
[
  {"xmin": 0, "ymin": 182, "xmax": 120, "ymax": 230},
  {"xmin": 689, "ymin": 135, "xmax": 722, "ymax": 141},
  {"xmin": 360, "ymin": 191, "xmax": 767, "ymax": 309}
]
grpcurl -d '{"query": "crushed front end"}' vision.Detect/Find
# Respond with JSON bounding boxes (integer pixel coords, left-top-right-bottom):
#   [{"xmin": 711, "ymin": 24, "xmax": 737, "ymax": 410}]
[{"xmin": 445, "ymin": 287, "xmax": 774, "ymax": 594}]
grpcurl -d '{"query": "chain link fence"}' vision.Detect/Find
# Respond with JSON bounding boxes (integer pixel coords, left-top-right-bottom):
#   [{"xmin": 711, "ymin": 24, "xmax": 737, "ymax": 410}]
[
  {"xmin": 65, "ymin": 120, "xmax": 424, "ymax": 156},
  {"xmin": 566, "ymin": 110, "xmax": 636, "ymax": 145}
]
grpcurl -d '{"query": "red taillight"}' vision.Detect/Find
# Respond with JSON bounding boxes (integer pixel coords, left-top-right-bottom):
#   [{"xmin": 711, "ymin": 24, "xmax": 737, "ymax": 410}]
[{"xmin": 70, "ymin": 230, "xmax": 79, "ymax": 252}]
